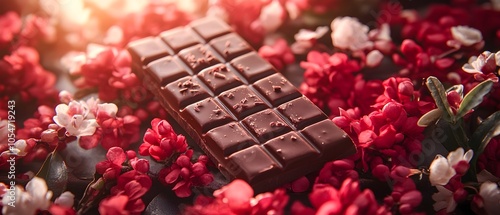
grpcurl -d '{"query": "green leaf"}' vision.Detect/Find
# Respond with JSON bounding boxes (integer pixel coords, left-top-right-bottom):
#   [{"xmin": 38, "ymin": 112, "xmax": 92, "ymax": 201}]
[
  {"xmin": 426, "ymin": 76, "xmax": 454, "ymax": 122},
  {"xmin": 36, "ymin": 152, "xmax": 68, "ymax": 200},
  {"xmin": 417, "ymin": 108, "xmax": 442, "ymax": 127},
  {"xmin": 456, "ymin": 80, "xmax": 494, "ymax": 119},
  {"xmin": 470, "ymin": 111, "xmax": 500, "ymax": 155}
]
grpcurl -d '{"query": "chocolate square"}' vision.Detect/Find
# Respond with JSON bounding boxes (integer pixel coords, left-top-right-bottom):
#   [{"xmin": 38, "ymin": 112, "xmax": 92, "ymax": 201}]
[
  {"xmin": 182, "ymin": 98, "xmax": 233, "ymax": 133},
  {"xmin": 231, "ymin": 52, "xmax": 275, "ymax": 83},
  {"xmin": 210, "ymin": 33, "xmax": 252, "ymax": 61},
  {"xmin": 160, "ymin": 27, "xmax": 201, "ymax": 53},
  {"xmin": 179, "ymin": 44, "xmax": 221, "ymax": 73},
  {"xmin": 147, "ymin": 56, "xmax": 189, "ymax": 85},
  {"xmin": 198, "ymin": 64, "xmax": 243, "ymax": 94},
  {"xmin": 253, "ymin": 73, "xmax": 301, "ymax": 106},
  {"xmin": 225, "ymin": 145, "xmax": 281, "ymax": 183},
  {"xmin": 242, "ymin": 109, "xmax": 291, "ymax": 142},
  {"xmin": 277, "ymin": 97, "xmax": 327, "ymax": 129},
  {"xmin": 263, "ymin": 132, "xmax": 318, "ymax": 168},
  {"xmin": 190, "ymin": 18, "xmax": 232, "ymax": 41},
  {"xmin": 127, "ymin": 37, "xmax": 170, "ymax": 64},
  {"xmin": 162, "ymin": 77, "xmax": 209, "ymax": 109},
  {"xmin": 204, "ymin": 122, "xmax": 257, "ymax": 157},
  {"xmin": 218, "ymin": 86, "xmax": 268, "ymax": 119}
]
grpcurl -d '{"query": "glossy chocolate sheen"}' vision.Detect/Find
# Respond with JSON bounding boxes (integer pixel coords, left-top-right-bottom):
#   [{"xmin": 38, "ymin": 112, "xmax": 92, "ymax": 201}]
[{"xmin": 128, "ymin": 17, "xmax": 356, "ymax": 192}]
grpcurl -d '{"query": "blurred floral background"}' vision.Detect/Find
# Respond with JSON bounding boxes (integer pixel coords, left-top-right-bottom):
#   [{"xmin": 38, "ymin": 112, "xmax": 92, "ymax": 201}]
[{"xmin": 0, "ymin": 0, "xmax": 500, "ymax": 214}]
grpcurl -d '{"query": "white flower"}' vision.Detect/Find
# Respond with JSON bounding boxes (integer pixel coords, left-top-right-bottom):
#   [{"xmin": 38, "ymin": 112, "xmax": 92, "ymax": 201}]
[
  {"xmin": 0, "ymin": 119, "xmax": 8, "ymax": 145},
  {"xmin": 291, "ymin": 26, "xmax": 328, "ymax": 54},
  {"xmin": 366, "ymin": 50, "xmax": 384, "ymax": 67},
  {"xmin": 429, "ymin": 148, "xmax": 473, "ymax": 186},
  {"xmin": 451, "ymin": 26, "xmax": 483, "ymax": 47},
  {"xmin": 432, "ymin": 185, "xmax": 457, "ymax": 213},
  {"xmin": 258, "ymin": 0, "xmax": 285, "ymax": 33},
  {"xmin": 369, "ymin": 23, "xmax": 391, "ymax": 41},
  {"xmin": 479, "ymin": 181, "xmax": 500, "ymax": 215},
  {"xmin": 54, "ymin": 191, "xmax": 75, "ymax": 208},
  {"xmin": 53, "ymin": 101, "xmax": 98, "ymax": 137},
  {"xmin": 462, "ymin": 51, "xmax": 500, "ymax": 74},
  {"xmin": 330, "ymin": 17, "xmax": 373, "ymax": 51},
  {"xmin": 13, "ymin": 140, "xmax": 28, "ymax": 156},
  {"xmin": 2, "ymin": 177, "xmax": 53, "ymax": 215}
]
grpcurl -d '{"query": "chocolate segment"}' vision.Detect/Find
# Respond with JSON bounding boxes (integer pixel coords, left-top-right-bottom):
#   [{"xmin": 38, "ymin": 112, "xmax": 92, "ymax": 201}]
[
  {"xmin": 147, "ymin": 56, "xmax": 189, "ymax": 85},
  {"xmin": 301, "ymin": 119, "xmax": 357, "ymax": 158},
  {"xmin": 203, "ymin": 122, "xmax": 257, "ymax": 157},
  {"xmin": 128, "ymin": 17, "xmax": 356, "ymax": 192},
  {"xmin": 160, "ymin": 27, "xmax": 201, "ymax": 53},
  {"xmin": 128, "ymin": 37, "xmax": 170, "ymax": 64},
  {"xmin": 162, "ymin": 77, "xmax": 209, "ymax": 109},
  {"xmin": 198, "ymin": 64, "xmax": 243, "ymax": 94},
  {"xmin": 242, "ymin": 110, "xmax": 291, "ymax": 142},
  {"xmin": 218, "ymin": 86, "xmax": 268, "ymax": 119},
  {"xmin": 181, "ymin": 98, "xmax": 233, "ymax": 133},
  {"xmin": 253, "ymin": 73, "xmax": 301, "ymax": 106},
  {"xmin": 190, "ymin": 18, "xmax": 232, "ymax": 41},
  {"xmin": 277, "ymin": 97, "xmax": 328, "ymax": 129},
  {"xmin": 231, "ymin": 52, "xmax": 275, "ymax": 83},
  {"xmin": 210, "ymin": 33, "xmax": 252, "ymax": 60},
  {"xmin": 263, "ymin": 132, "xmax": 318, "ymax": 168}
]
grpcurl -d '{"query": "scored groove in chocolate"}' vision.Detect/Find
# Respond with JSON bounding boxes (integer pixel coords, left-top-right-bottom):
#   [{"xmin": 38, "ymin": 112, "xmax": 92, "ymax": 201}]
[{"xmin": 128, "ymin": 17, "xmax": 356, "ymax": 192}]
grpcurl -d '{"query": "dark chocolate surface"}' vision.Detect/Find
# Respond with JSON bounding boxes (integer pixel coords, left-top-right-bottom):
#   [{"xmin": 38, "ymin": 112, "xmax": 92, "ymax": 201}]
[{"xmin": 128, "ymin": 17, "xmax": 356, "ymax": 192}]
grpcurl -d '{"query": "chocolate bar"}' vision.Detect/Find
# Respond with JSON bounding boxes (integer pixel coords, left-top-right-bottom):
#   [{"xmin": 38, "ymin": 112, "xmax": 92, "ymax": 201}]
[{"xmin": 128, "ymin": 17, "xmax": 356, "ymax": 192}]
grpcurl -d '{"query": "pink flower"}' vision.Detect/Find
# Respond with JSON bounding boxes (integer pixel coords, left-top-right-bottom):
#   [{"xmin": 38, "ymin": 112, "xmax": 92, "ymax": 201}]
[
  {"xmin": 139, "ymin": 118, "xmax": 188, "ymax": 162},
  {"xmin": 158, "ymin": 153, "xmax": 213, "ymax": 198},
  {"xmin": 258, "ymin": 38, "xmax": 295, "ymax": 71},
  {"xmin": 0, "ymin": 12, "xmax": 21, "ymax": 49},
  {"xmin": 330, "ymin": 17, "xmax": 373, "ymax": 51},
  {"xmin": 53, "ymin": 101, "xmax": 98, "ymax": 137},
  {"xmin": 0, "ymin": 46, "xmax": 57, "ymax": 103},
  {"xmin": 256, "ymin": 0, "xmax": 286, "ymax": 33},
  {"xmin": 462, "ymin": 51, "xmax": 500, "ymax": 82}
]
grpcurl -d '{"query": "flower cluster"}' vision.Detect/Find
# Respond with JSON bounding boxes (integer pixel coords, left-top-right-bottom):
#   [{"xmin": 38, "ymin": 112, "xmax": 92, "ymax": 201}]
[
  {"xmin": 291, "ymin": 178, "xmax": 389, "ymax": 215},
  {"xmin": 1, "ymin": 177, "xmax": 75, "ymax": 215},
  {"xmin": 428, "ymin": 148, "xmax": 473, "ymax": 213},
  {"xmin": 258, "ymin": 38, "xmax": 295, "ymax": 71},
  {"xmin": 158, "ymin": 151, "xmax": 213, "ymax": 198},
  {"xmin": 53, "ymin": 94, "xmax": 140, "ymax": 150},
  {"xmin": 95, "ymin": 147, "xmax": 150, "ymax": 181},
  {"xmin": 332, "ymin": 77, "xmax": 434, "ymax": 175},
  {"xmin": 98, "ymin": 170, "xmax": 152, "ymax": 215},
  {"xmin": 139, "ymin": 118, "xmax": 188, "ymax": 162},
  {"xmin": 185, "ymin": 179, "xmax": 289, "ymax": 214}
]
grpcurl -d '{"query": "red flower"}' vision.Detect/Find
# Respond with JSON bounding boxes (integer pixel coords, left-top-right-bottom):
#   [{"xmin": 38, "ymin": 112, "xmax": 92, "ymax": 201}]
[
  {"xmin": 315, "ymin": 159, "xmax": 359, "ymax": 188},
  {"xmin": 139, "ymin": 118, "xmax": 188, "ymax": 162},
  {"xmin": 98, "ymin": 195, "xmax": 128, "ymax": 215},
  {"xmin": 185, "ymin": 179, "xmax": 289, "ymax": 215},
  {"xmin": 300, "ymin": 51, "xmax": 360, "ymax": 116},
  {"xmin": 0, "ymin": 46, "xmax": 57, "ymax": 103},
  {"xmin": 258, "ymin": 38, "xmax": 295, "ymax": 71},
  {"xmin": 95, "ymin": 147, "xmax": 127, "ymax": 180},
  {"xmin": 95, "ymin": 169, "xmax": 153, "ymax": 215},
  {"xmin": 158, "ymin": 152, "xmax": 213, "ymax": 198},
  {"xmin": 477, "ymin": 137, "xmax": 500, "ymax": 178},
  {"xmin": 292, "ymin": 178, "xmax": 389, "ymax": 215},
  {"xmin": 0, "ymin": 12, "xmax": 21, "ymax": 51}
]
